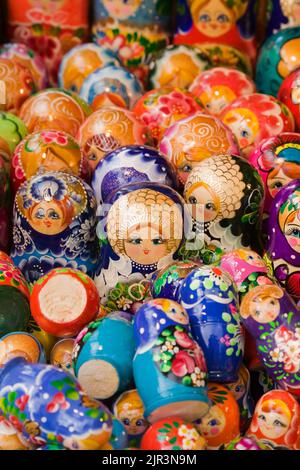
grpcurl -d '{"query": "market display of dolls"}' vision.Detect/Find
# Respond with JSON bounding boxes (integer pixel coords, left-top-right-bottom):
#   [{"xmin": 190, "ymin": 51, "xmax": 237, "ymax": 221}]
[{"xmin": 0, "ymin": 0, "xmax": 300, "ymax": 453}]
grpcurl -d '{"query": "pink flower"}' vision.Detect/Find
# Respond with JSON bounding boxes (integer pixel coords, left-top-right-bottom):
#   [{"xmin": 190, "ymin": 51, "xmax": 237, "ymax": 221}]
[
  {"xmin": 174, "ymin": 330, "xmax": 194, "ymax": 349},
  {"xmin": 158, "ymin": 92, "xmax": 199, "ymax": 117},
  {"xmin": 220, "ymin": 334, "xmax": 231, "ymax": 347},
  {"xmin": 171, "ymin": 350, "xmax": 196, "ymax": 377},
  {"xmin": 41, "ymin": 131, "xmax": 68, "ymax": 146}
]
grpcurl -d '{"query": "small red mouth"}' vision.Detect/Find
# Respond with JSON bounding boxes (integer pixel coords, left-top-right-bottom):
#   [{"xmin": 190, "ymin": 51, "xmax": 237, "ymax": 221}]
[{"xmin": 143, "ymin": 250, "xmax": 150, "ymax": 255}]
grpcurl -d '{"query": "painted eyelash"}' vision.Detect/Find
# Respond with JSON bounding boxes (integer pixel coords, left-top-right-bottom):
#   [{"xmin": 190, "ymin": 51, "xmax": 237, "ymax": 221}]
[{"xmin": 285, "ymin": 225, "xmax": 300, "ymax": 236}]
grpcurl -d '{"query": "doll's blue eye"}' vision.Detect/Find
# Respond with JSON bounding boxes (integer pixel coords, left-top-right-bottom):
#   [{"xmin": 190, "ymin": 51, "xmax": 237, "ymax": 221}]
[
  {"xmin": 129, "ymin": 238, "xmax": 142, "ymax": 245},
  {"xmin": 235, "ymin": 385, "xmax": 241, "ymax": 392},
  {"xmin": 182, "ymin": 164, "xmax": 192, "ymax": 172},
  {"xmin": 217, "ymin": 14, "xmax": 229, "ymax": 23},
  {"xmin": 136, "ymin": 420, "xmax": 143, "ymax": 426},
  {"xmin": 199, "ymin": 14, "xmax": 211, "ymax": 22},
  {"xmin": 152, "ymin": 237, "xmax": 164, "ymax": 245},
  {"xmin": 35, "ymin": 209, "xmax": 45, "ymax": 219},
  {"xmin": 241, "ymin": 130, "xmax": 249, "ymax": 138},
  {"xmin": 48, "ymin": 210, "xmax": 59, "ymax": 220},
  {"xmin": 189, "ymin": 196, "xmax": 197, "ymax": 204},
  {"xmin": 123, "ymin": 418, "xmax": 130, "ymax": 426},
  {"xmin": 209, "ymin": 419, "xmax": 218, "ymax": 426},
  {"xmin": 205, "ymin": 203, "xmax": 216, "ymax": 211}
]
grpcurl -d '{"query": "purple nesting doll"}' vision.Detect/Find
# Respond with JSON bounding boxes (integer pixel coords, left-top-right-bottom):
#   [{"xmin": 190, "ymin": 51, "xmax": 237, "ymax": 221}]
[
  {"xmin": 265, "ymin": 179, "xmax": 300, "ymax": 303},
  {"xmin": 179, "ymin": 265, "xmax": 244, "ymax": 383},
  {"xmin": 91, "ymin": 145, "xmax": 178, "ymax": 206},
  {"xmin": 133, "ymin": 298, "xmax": 209, "ymax": 423},
  {"xmin": 10, "ymin": 171, "xmax": 99, "ymax": 283},
  {"xmin": 220, "ymin": 248, "xmax": 300, "ymax": 398}
]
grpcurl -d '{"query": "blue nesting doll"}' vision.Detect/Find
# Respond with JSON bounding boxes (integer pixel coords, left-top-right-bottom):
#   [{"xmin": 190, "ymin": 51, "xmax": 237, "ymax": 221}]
[
  {"xmin": 10, "ymin": 171, "xmax": 99, "ymax": 283},
  {"xmin": 92, "ymin": 145, "xmax": 178, "ymax": 205},
  {"xmin": 133, "ymin": 298, "xmax": 209, "ymax": 423},
  {"xmin": 180, "ymin": 265, "xmax": 244, "ymax": 383}
]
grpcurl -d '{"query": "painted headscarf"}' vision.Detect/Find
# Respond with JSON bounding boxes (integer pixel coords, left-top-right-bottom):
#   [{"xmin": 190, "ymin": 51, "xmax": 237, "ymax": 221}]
[
  {"xmin": 249, "ymin": 133, "xmax": 300, "ymax": 215},
  {"xmin": 184, "ymin": 154, "xmax": 264, "ymax": 251}
]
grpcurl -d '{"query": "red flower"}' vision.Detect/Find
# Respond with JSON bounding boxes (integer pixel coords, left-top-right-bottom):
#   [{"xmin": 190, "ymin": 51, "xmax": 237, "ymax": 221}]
[
  {"xmin": 15, "ymin": 394, "xmax": 29, "ymax": 412},
  {"xmin": 174, "ymin": 330, "xmax": 194, "ymax": 349},
  {"xmin": 171, "ymin": 350, "xmax": 196, "ymax": 377},
  {"xmin": 9, "ymin": 415, "xmax": 23, "ymax": 433}
]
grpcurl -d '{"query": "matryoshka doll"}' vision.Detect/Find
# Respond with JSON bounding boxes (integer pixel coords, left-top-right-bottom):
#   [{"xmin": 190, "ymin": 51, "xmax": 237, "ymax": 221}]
[
  {"xmin": 132, "ymin": 88, "xmax": 204, "ymax": 146},
  {"xmin": 92, "ymin": 0, "xmax": 170, "ymax": 83},
  {"xmin": 50, "ymin": 339, "xmax": 75, "ymax": 374},
  {"xmin": 0, "ymin": 332, "xmax": 45, "ymax": 367},
  {"xmin": 189, "ymin": 67, "xmax": 256, "ymax": 117},
  {"xmin": 19, "ymin": 89, "xmax": 91, "ymax": 138},
  {"xmin": 265, "ymin": 179, "xmax": 300, "ymax": 302},
  {"xmin": 180, "ymin": 265, "xmax": 244, "ymax": 383},
  {"xmin": 151, "ymin": 260, "xmax": 201, "ymax": 302},
  {"xmin": 174, "ymin": 0, "xmax": 257, "ymax": 60},
  {"xmin": 113, "ymin": 389, "xmax": 149, "ymax": 447},
  {"xmin": 141, "ymin": 417, "xmax": 207, "ymax": 450},
  {"xmin": 30, "ymin": 268, "xmax": 100, "ymax": 337},
  {"xmin": 159, "ymin": 113, "xmax": 239, "ymax": 186},
  {"xmin": 183, "ymin": 154, "xmax": 264, "ymax": 253},
  {"xmin": 11, "ymin": 171, "xmax": 99, "ymax": 283},
  {"xmin": 133, "ymin": 299, "xmax": 209, "ymax": 422},
  {"xmin": 58, "ymin": 43, "xmax": 118, "ymax": 94},
  {"xmin": 0, "ymin": 254, "xmax": 31, "ymax": 337},
  {"xmin": 0, "ymin": 58, "xmax": 35, "ymax": 114},
  {"xmin": 220, "ymin": 93, "xmax": 295, "ymax": 157},
  {"xmin": 72, "ymin": 312, "xmax": 134, "ymax": 401},
  {"xmin": 95, "ymin": 182, "xmax": 186, "ymax": 303},
  {"xmin": 11, "ymin": 130, "xmax": 90, "ymax": 195},
  {"xmin": 0, "ymin": 42, "xmax": 47, "ymax": 90},
  {"xmin": 0, "ymin": 357, "xmax": 113, "ymax": 450},
  {"xmin": 278, "ymin": 68, "xmax": 300, "ymax": 131},
  {"xmin": 225, "ymin": 364, "xmax": 254, "ymax": 433},
  {"xmin": 77, "ymin": 108, "xmax": 150, "ymax": 172},
  {"xmin": 0, "ymin": 112, "xmax": 28, "ymax": 171},
  {"xmin": 6, "ymin": 0, "xmax": 89, "ymax": 86},
  {"xmin": 91, "ymin": 145, "xmax": 178, "ymax": 206},
  {"xmin": 247, "ymin": 390, "xmax": 300, "ymax": 450},
  {"xmin": 249, "ymin": 133, "xmax": 300, "ymax": 224},
  {"xmin": 256, "ymin": 26, "xmax": 300, "ymax": 96},
  {"xmin": 194, "ymin": 383, "xmax": 240, "ymax": 450},
  {"xmin": 79, "ymin": 65, "xmax": 143, "ymax": 110}
]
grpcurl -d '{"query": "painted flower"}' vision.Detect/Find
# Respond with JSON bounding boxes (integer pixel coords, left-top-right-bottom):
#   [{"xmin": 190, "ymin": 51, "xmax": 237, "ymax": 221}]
[
  {"xmin": 75, "ymin": 327, "xmax": 89, "ymax": 344},
  {"xmin": 178, "ymin": 425, "xmax": 191, "ymax": 437},
  {"xmin": 116, "ymin": 296, "xmax": 133, "ymax": 310},
  {"xmin": 220, "ymin": 334, "xmax": 231, "ymax": 347},
  {"xmin": 158, "ymin": 92, "xmax": 199, "ymax": 117},
  {"xmin": 174, "ymin": 330, "xmax": 194, "ymax": 349},
  {"xmin": 15, "ymin": 394, "xmax": 29, "ymax": 412},
  {"xmin": 119, "ymin": 43, "xmax": 145, "ymax": 61},
  {"xmin": 171, "ymin": 350, "xmax": 196, "ymax": 377},
  {"xmin": 41, "ymin": 131, "xmax": 68, "ymax": 146},
  {"xmin": 182, "ymin": 437, "xmax": 194, "ymax": 450},
  {"xmin": 270, "ymin": 347, "xmax": 285, "ymax": 362}
]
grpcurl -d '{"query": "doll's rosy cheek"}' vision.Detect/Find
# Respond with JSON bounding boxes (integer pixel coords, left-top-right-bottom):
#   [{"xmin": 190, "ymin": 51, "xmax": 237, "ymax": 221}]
[
  {"xmin": 289, "ymin": 237, "xmax": 299, "ymax": 247},
  {"xmin": 240, "ymin": 138, "xmax": 249, "ymax": 147},
  {"xmin": 210, "ymin": 426, "xmax": 219, "ymax": 435}
]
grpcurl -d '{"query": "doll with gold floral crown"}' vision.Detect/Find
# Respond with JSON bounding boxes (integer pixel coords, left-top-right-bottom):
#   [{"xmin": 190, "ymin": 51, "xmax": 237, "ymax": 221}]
[{"xmin": 95, "ymin": 182, "xmax": 186, "ymax": 304}]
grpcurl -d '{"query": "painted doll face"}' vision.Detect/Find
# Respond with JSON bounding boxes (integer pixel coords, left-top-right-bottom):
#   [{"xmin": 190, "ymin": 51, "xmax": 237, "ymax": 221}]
[
  {"xmin": 228, "ymin": 376, "xmax": 246, "ymax": 401},
  {"xmin": 249, "ymin": 295, "xmax": 280, "ymax": 323},
  {"xmin": 267, "ymin": 167, "xmax": 292, "ymax": 198},
  {"xmin": 193, "ymin": 0, "xmax": 234, "ymax": 38},
  {"xmin": 163, "ymin": 302, "xmax": 189, "ymax": 324},
  {"xmin": 243, "ymin": 251, "xmax": 266, "ymax": 268},
  {"xmin": 124, "ymin": 224, "xmax": 169, "ymax": 265},
  {"xmin": 103, "ymin": 0, "xmax": 141, "ymax": 20},
  {"xmin": 187, "ymin": 185, "xmax": 219, "ymax": 222},
  {"xmin": 222, "ymin": 108, "xmax": 259, "ymax": 153},
  {"xmin": 200, "ymin": 86, "xmax": 237, "ymax": 115},
  {"xmin": 118, "ymin": 409, "xmax": 148, "ymax": 436},
  {"xmin": 197, "ymin": 405, "xmax": 226, "ymax": 438},
  {"xmin": 30, "ymin": 200, "xmax": 67, "ymax": 235},
  {"xmin": 284, "ymin": 211, "xmax": 300, "ymax": 252},
  {"xmin": 257, "ymin": 406, "xmax": 290, "ymax": 439}
]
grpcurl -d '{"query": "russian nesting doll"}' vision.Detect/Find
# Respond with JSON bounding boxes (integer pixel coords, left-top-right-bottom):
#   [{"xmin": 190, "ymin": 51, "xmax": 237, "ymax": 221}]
[
  {"xmin": 225, "ymin": 364, "xmax": 254, "ymax": 433},
  {"xmin": 180, "ymin": 265, "xmax": 244, "ymax": 383},
  {"xmin": 0, "ymin": 332, "xmax": 45, "ymax": 367},
  {"xmin": 0, "ymin": 59, "xmax": 35, "ymax": 114},
  {"xmin": 11, "ymin": 171, "xmax": 99, "ymax": 283},
  {"xmin": 265, "ymin": 179, "xmax": 300, "ymax": 302},
  {"xmin": 91, "ymin": 145, "xmax": 178, "ymax": 206},
  {"xmin": 11, "ymin": 130, "xmax": 90, "ymax": 195},
  {"xmin": 183, "ymin": 154, "xmax": 264, "ymax": 253},
  {"xmin": 159, "ymin": 113, "xmax": 239, "ymax": 186},
  {"xmin": 133, "ymin": 298, "xmax": 209, "ymax": 423},
  {"xmin": 72, "ymin": 312, "xmax": 135, "ymax": 401},
  {"xmin": 78, "ymin": 109, "xmax": 150, "ymax": 172},
  {"xmin": 50, "ymin": 339, "xmax": 75, "ymax": 374},
  {"xmin": 247, "ymin": 390, "xmax": 300, "ymax": 450},
  {"xmin": 0, "ymin": 357, "xmax": 112, "ymax": 450},
  {"xmin": 189, "ymin": 67, "xmax": 256, "ymax": 117},
  {"xmin": 194, "ymin": 383, "xmax": 240, "ymax": 450},
  {"xmin": 7, "ymin": 0, "xmax": 89, "ymax": 85},
  {"xmin": 95, "ymin": 182, "xmax": 187, "ymax": 304},
  {"xmin": 19, "ymin": 89, "xmax": 91, "ymax": 138},
  {"xmin": 113, "ymin": 389, "xmax": 149, "ymax": 447},
  {"xmin": 220, "ymin": 94, "xmax": 295, "ymax": 157}
]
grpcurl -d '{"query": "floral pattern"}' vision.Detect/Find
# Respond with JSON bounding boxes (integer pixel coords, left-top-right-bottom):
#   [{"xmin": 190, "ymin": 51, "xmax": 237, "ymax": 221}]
[
  {"xmin": 152, "ymin": 325, "xmax": 207, "ymax": 387},
  {"xmin": 155, "ymin": 419, "xmax": 205, "ymax": 450},
  {"xmin": 220, "ymin": 304, "xmax": 244, "ymax": 357}
]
